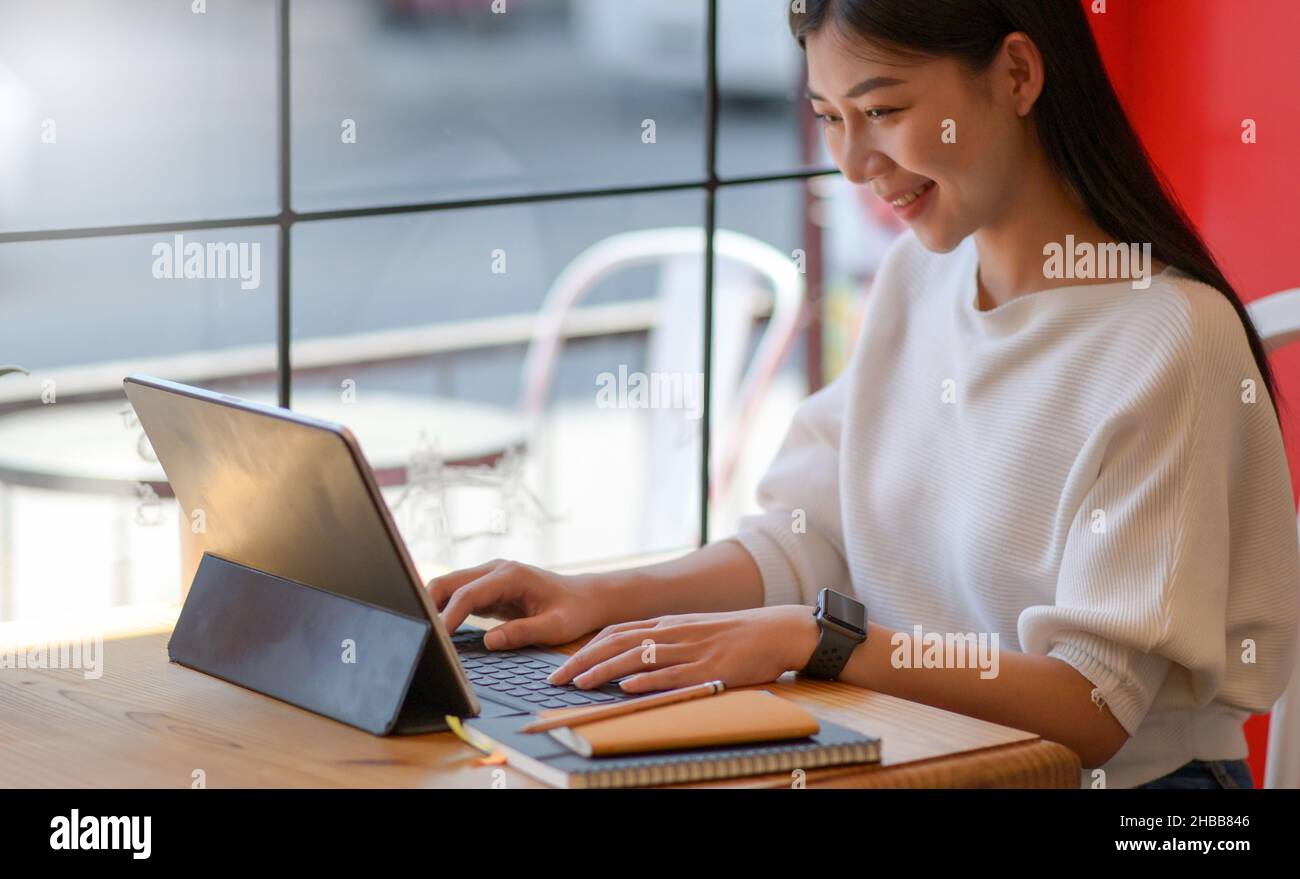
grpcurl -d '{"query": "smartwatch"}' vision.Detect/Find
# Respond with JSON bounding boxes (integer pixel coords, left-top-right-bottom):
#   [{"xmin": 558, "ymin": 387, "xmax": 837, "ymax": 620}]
[{"xmin": 800, "ymin": 587, "xmax": 867, "ymax": 680}]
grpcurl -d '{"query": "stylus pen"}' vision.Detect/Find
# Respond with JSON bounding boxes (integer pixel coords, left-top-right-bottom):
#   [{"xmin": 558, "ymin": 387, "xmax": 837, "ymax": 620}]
[{"xmin": 519, "ymin": 680, "xmax": 726, "ymax": 734}]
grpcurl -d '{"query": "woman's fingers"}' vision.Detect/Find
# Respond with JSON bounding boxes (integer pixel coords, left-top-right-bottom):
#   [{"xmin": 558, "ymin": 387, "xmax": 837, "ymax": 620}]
[
  {"xmin": 588, "ymin": 617, "xmax": 669, "ymax": 640},
  {"xmin": 438, "ymin": 565, "xmax": 526, "ymax": 634},
  {"xmin": 481, "ymin": 610, "xmax": 566, "ymax": 650},
  {"xmin": 560, "ymin": 643, "xmax": 697, "ymax": 690},
  {"xmin": 425, "ymin": 558, "xmax": 506, "ymax": 610},
  {"xmin": 548, "ymin": 623, "xmax": 674, "ymax": 685},
  {"xmin": 618, "ymin": 662, "xmax": 712, "ymax": 694}
]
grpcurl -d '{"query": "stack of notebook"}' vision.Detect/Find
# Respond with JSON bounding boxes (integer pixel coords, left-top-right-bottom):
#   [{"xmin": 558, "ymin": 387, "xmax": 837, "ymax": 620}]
[{"xmin": 462, "ymin": 689, "xmax": 880, "ymax": 789}]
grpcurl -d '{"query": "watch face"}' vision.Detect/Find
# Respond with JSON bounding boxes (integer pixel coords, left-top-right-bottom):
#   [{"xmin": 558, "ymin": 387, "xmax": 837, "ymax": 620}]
[{"xmin": 823, "ymin": 590, "xmax": 866, "ymax": 636}]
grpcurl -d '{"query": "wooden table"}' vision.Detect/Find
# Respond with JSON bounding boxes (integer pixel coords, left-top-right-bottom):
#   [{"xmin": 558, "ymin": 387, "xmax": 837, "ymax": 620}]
[{"xmin": 0, "ymin": 606, "xmax": 1080, "ymax": 788}]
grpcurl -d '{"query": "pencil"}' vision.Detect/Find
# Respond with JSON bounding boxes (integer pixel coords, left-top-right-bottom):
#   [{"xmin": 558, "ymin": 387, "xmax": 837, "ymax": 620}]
[{"xmin": 519, "ymin": 680, "xmax": 726, "ymax": 734}]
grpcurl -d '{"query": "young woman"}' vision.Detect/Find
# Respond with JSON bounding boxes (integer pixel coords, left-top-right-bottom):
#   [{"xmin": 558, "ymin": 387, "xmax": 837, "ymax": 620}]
[{"xmin": 430, "ymin": 0, "xmax": 1299, "ymax": 789}]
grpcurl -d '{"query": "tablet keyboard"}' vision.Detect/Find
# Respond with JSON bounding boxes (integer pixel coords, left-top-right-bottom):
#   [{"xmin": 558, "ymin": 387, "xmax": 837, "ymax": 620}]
[{"xmin": 451, "ymin": 628, "xmax": 633, "ymax": 713}]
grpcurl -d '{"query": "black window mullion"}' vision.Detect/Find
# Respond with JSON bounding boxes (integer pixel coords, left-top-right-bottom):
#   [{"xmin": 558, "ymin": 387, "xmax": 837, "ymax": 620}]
[
  {"xmin": 700, "ymin": 0, "xmax": 720, "ymax": 549},
  {"xmin": 276, "ymin": 0, "xmax": 293, "ymax": 410}
]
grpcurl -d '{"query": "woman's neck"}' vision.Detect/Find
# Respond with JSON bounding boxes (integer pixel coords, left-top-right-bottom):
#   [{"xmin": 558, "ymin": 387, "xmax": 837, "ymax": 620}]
[{"xmin": 972, "ymin": 144, "xmax": 1163, "ymax": 310}]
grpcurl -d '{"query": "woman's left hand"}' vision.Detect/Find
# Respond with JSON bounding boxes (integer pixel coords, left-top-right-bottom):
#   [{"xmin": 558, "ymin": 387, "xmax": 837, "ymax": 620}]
[{"xmin": 545, "ymin": 605, "xmax": 821, "ymax": 694}]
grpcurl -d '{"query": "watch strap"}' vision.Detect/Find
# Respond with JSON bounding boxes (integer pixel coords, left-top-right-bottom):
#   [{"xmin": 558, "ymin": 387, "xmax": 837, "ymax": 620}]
[{"xmin": 802, "ymin": 621, "xmax": 858, "ymax": 680}]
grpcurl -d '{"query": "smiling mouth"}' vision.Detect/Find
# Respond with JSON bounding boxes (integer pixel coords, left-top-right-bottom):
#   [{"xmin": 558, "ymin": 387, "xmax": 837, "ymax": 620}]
[{"xmin": 887, "ymin": 180, "xmax": 936, "ymax": 207}]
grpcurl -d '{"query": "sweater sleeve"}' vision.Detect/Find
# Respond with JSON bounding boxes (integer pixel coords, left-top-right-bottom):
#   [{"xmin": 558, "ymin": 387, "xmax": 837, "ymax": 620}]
[
  {"xmin": 730, "ymin": 370, "xmax": 851, "ymax": 608},
  {"xmin": 1019, "ymin": 289, "xmax": 1300, "ymax": 738}
]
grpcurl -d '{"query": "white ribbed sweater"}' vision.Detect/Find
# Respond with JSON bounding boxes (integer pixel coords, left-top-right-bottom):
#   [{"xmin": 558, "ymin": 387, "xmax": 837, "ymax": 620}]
[{"xmin": 734, "ymin": 231, "xmax": 1300, "ymax": 788}]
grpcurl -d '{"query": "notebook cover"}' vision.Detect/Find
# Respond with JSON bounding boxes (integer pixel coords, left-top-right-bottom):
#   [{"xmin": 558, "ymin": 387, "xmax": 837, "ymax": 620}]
[
  {"xmin": 546, "ymin": 689, "xmax": 820, "ymax": 756},
  {"xmin": 462, "ymin": 691, "xmax": 880, "ymax": 789}
]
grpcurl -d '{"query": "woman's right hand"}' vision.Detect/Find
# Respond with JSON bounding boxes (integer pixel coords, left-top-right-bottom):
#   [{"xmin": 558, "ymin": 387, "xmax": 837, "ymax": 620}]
[{"xmin": 427, "ymin": 559, "xmax": 615, "ymax": 650}]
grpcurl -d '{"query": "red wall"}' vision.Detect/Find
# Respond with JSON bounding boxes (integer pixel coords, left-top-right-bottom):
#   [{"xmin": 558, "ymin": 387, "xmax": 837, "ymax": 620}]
[{"xmin": 1085, "ymin": 0, "xmax": 1300, "ymax": 786}]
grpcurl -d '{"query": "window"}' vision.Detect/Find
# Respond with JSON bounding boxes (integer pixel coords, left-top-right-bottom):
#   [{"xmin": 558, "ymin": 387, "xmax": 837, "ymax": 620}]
[{"xmin": 0, "ymin": 0, "xmax": 893, "ymax": 623}]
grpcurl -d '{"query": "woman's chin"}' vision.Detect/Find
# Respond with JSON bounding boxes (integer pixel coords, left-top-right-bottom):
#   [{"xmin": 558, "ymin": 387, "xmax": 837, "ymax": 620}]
[{"xmin": 912, "ymin": 223, "xmax": 965, "ymax": 254}]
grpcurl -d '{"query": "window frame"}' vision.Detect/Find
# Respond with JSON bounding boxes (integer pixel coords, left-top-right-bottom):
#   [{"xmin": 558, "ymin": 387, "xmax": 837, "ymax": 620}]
[{"xmin": 0, "ymin": 0, "xmax": 838, "ymax": 546}]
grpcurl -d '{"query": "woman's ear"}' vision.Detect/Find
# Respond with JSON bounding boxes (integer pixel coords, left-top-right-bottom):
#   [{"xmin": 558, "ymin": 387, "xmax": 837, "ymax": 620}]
[{"xmin": 998, "ymin": 31, "xmax": 1045, "ymax": 117}]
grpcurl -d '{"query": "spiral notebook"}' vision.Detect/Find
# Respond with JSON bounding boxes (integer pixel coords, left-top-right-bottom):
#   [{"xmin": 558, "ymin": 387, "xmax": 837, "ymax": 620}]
[{"xmin": 461, "ymin": 691, "xmax": 880, "ymax": 789}]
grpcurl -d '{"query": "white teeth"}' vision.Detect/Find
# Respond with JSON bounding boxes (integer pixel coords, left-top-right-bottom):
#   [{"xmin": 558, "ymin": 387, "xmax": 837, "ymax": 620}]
[{"xmin": 890, "ymin": 181, "xmax": 933, "ymax": 207}]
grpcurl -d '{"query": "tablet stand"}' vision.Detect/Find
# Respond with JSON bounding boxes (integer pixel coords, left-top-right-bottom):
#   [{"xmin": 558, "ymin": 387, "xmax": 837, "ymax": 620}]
[{"xmin": 168, "ymin": 553, "xmax": 451, "ymax": 735}]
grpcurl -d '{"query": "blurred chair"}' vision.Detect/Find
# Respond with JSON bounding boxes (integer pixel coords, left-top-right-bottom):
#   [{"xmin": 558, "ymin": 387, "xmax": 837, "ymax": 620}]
[
  {"xmin": 1246, "ymin": 286, "xmax": 1300, "ymax": 789},
  {"xmin": 520, "ymin": 227, "xmax": 806, "ymax": 551}
]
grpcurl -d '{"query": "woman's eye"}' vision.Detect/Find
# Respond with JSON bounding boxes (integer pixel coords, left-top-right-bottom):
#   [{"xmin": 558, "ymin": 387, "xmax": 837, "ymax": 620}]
[
  {"xmin": 865, "ymin": 108, "xmax": 898, "ymax": 120},
  {"xmin": 814, "ymin": 113, "xmax": 841, "ymax": 125}
]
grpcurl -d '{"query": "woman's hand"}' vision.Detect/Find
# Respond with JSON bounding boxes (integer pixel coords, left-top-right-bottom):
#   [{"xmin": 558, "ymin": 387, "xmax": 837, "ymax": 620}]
[
  {"xmin": 545, "ymin": 605, "xmax": 821, "ymax": 694},
  {"xmin": 428, "ymin": 559, "xmax": 616, "ymax": 650}
]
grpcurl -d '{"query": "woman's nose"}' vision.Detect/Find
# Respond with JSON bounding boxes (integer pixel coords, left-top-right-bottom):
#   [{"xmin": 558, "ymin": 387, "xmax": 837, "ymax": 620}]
[{"xmin": 839, "ymin": 127, "xmax": 890, "ymax": 185}]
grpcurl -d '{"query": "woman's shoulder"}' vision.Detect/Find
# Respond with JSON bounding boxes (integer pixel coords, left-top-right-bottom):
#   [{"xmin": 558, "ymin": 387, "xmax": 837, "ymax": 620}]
[
  {"xmin": 1108, "ymin": 269, "xmax": 1283, "ymax": 446},
  {"xmin": 1119, "ymin": 268, "xmax": 1262, "ymax": 386},
  {"xmin": 1122, "ymin": 265, "xmax": 1236, "ymax": 328}
]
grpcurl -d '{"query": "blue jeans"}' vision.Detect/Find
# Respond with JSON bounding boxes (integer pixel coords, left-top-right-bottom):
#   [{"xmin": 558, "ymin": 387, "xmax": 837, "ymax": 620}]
[{"xmin": 1135, "ymin": 759, "xmax": 1255, "ymax": 789}]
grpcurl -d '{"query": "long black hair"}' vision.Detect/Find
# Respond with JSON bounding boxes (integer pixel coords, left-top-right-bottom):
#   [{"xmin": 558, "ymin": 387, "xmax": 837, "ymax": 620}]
[{"xmin": 791, "ymin": 0, "xmax": 1284, "ymax": 424}]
